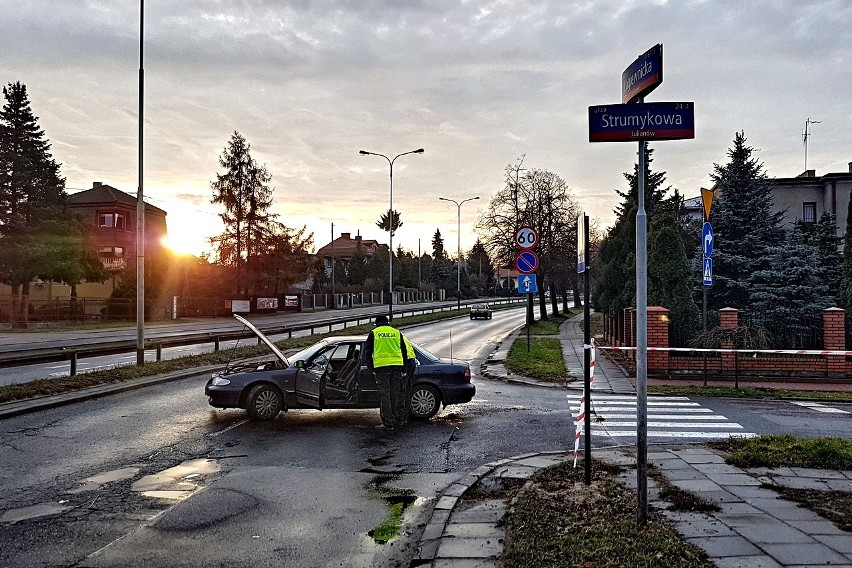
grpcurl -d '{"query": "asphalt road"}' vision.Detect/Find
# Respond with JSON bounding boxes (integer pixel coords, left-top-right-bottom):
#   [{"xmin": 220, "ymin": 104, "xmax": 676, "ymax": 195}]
[{"xmin": 1, "ymin": 308, "xmax": 851, "ymax": 567}]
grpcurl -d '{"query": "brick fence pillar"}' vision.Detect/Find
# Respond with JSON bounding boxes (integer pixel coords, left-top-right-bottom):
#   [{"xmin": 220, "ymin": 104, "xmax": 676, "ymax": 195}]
[
  {"xmin": 647, "ymin": 306, "xmax": 670, "ymax": 372},
  {"xmin": 823, "ymin": 307, "xmax": 846, "ymax": 376},
  {"xmin": 719, "ymin": 307, "xmax": 738, "ymax": 373}
]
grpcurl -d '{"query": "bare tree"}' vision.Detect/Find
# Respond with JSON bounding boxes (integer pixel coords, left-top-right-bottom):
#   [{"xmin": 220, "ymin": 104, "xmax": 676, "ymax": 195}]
[{"xmin": 476, "ymin": 158, "xmax": 581, "ymax": 320}]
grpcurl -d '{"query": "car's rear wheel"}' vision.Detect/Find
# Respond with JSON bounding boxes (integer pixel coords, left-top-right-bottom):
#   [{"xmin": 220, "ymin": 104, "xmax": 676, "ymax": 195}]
[
  {"xmin": 409, "ymin": 384, "xmax": 441, "ymax": 420},
  {"xmin": 246, "ymin": 383, "xmax": 283, "ymax": 420}
]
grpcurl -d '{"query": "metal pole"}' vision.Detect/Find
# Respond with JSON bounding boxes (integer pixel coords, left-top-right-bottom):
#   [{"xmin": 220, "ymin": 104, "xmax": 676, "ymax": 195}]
[
  {"xmin": 636, "ymin": 137, "xmax": 648, "ymax": 526},
  {"xmin": 456, "ymin": 203, "xmax": 461, "ymax": 309},
  {"xmin": 359, "ymin": 149, "xmax": 423, "ymax": 321},
  {"xmin": 135, "ymin": 0, "xmax": 145, "ymax": 366},
  {"xmin": 331, "ymin": 222, "xmax": 335, "ymax": 307},
  {"xmin": 418, "ymin": 239, "xmax": 421, "ymax": 286},
  {"xmin": 439, "ymin": 196, "xmax": 478, "ymax": 310},
  {"xmin": 583, "ymin": 214, "xmax": 592, "ymax": 485},
  {"xmin": 388, "ymin": 160, "xmax": 394, "ymax": 320}
]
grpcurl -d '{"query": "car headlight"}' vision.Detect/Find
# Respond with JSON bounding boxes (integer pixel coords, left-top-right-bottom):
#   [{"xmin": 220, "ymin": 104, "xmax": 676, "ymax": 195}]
[{"xmin": 211, "ymin": 377, "xmax": 231, "ymax": 386}]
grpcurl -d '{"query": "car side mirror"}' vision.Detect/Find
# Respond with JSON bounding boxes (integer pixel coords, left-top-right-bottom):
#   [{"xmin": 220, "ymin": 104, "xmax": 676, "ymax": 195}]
[{"xmin": 295, "ymin": 360, "xmax": 305, "ymax": 369}]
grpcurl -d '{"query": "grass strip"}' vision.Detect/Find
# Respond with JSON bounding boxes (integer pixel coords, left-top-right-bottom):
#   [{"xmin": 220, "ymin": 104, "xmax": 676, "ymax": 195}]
[
  {"xmin": 711, "ymin": 434, "xmax": 852, "ymax": 469},
  {"xmin": 525, "ymin": 313, "xmax": 572, "ymax": 335},
  {"xmin": 505, "ymin": 337, "xmax": 567, "ymax": 381},
  {"xmin": 503, "ymin": 459, "xmax": 713, "ymax": 568},
  {"xmin": 649, "ymin": 385, "xmax": 852, "ymax": 402},
  {"xmin": 648, "ymin": 467, "xmax": 720, "ymax": 513}
]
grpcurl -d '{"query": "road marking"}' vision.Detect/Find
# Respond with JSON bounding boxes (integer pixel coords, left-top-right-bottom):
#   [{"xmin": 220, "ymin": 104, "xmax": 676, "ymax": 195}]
[
  {"xmin": 208, "ymin": 419, "xmax": 249, "ymax": 437},
  {"xmin": 569, "ymin": 393, "xmax": 755, "ymax": 441},
  {"xmin": 789, "ymin": 401, "xmax": 850, "ymax": 414}
]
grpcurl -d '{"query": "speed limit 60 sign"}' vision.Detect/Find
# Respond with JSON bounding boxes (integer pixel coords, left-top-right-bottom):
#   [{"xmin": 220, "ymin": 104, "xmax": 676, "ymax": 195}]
[{"xmin": 514, "ymin": 226, "xmax": 539, "ymax": 250}]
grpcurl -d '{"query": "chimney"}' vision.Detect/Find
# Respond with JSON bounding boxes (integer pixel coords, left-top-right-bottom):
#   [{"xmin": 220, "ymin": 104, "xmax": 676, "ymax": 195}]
[
  {"xmin": 848, "ymin": 162, "xmax": 851, "ymax": 173},
  {"xmin": 341, "ymin": 232, "xmax": 351, "ymax": 240},
  {"xmin": 93, "ymin": 181, "xmax": 102, "ymax": 188}
]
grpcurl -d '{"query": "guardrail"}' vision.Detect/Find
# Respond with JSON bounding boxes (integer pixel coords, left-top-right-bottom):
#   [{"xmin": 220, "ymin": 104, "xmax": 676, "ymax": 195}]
[{"xmin": 0, "ymin": 298, "xmax": 526, "ymax": 376}]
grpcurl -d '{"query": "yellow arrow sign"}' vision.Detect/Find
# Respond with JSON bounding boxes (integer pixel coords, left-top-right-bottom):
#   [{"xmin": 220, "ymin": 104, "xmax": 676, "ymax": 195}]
[{"xmin": 701, "ymin": 187, "xmax": 714, "ymax": 221}]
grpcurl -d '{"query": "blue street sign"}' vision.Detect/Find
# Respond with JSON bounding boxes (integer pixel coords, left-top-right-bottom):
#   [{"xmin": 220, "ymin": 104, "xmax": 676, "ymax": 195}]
[
  {"xmin": 703, "ymin": 257, "xmax": 713, "ymax": 286},
  {"xmin": 515, "ymin": 250, "xmax": 540, "ymax": 274},
  {"xmin": 588, "ymin": 102, "xmax": 695, "ymax": 142},
  {"xmin": 622, "ymin": 44, "xmax": 663, "ymax": 104},
  {"xmin": 702, "ymin": 222, "xmax": 714, "ymax": 257},
  {"xmin": 519, "ymin": 273, "xmax": 538, "ymax": 294}
]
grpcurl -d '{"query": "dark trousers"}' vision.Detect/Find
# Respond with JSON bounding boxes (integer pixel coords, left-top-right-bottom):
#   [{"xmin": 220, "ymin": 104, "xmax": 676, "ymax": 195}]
[
  {"xmin": 395, "ymin": 373, "xmax": 411, "ymax": 427},
  {"xmin": 375, "ymin": 366, "xmax": 403, "ymax": 427}
]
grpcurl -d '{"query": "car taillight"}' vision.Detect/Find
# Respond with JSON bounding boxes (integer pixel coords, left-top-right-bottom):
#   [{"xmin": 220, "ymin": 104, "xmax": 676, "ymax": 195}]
[{"xmin": 464, "ymin": 367, "xmax": 471, "ymax": 382}]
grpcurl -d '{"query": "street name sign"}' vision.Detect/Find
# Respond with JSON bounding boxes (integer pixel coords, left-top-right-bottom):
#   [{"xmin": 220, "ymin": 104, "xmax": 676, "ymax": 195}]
[
  {"xmin": 588, "ymin": 102, "xmax": 694, "ymax": 142},
  {"xmin": 519, "ymin": 273, "xmax": 538, "ymax": 294},
  {"xmin": 515, "ymin": 250, "xmax": 539, "ymax": 274},
  {"xmin": 622, "ymin": 44, "xmax": 663, "ymax": 104}
]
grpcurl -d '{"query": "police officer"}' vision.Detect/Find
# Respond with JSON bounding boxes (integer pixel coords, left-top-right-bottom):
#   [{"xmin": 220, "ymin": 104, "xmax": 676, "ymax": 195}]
[{"xmin": 364, "ymin": 314, "xmax": 409, "ymax": 430}]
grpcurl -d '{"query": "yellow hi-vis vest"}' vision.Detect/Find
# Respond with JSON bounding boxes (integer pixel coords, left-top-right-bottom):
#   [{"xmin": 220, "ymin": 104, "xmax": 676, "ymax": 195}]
[{"xmin": 372, "ymin": 326, "xmax": 404, "ymax": 368}]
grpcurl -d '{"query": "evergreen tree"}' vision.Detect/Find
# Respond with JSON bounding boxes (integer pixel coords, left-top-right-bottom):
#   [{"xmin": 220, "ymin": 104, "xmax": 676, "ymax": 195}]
[
  {"xmin": 709, "ymin": 132, "xmax": 785, "ymax": 311},
  {"xmin": 797, "ymin": 213, "xmax": 842, "ymax": 305},
  {"xmin": 839, "ymin": 194, "xmax": 852, "ymax": 320},
  {"xmin": 594, "ymin": 149, "xmax": 677, "ymax": 317},
  {"xmin": 376, "ymin": 209, "xmax": 403, "ymax": 237},
  {"xmin": 0, "ymin": 82, "xmax": 73, "ymax": 324},
  {"xmin": 648, "ymin": 214, "xmax": 700, "ymax": 345},
  {"xmin": 210, "ymin": 131, "xmax": 274, "ymax": 296},
  {"xmin": 749, "ymin": 229, "xmax": 830, "ymax": 348},
  {"xmin": 429, "ymin": 228, "xmax": 450, "ymax": 288}
]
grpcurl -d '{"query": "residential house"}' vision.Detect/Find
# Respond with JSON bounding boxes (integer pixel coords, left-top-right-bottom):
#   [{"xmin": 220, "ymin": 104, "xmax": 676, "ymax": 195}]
[{"xmin": 314, "ymin": 232, "xmax": 388, "ymax": 277}]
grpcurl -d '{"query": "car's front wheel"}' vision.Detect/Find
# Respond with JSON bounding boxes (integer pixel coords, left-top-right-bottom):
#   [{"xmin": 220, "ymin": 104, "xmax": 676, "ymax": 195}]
[
  {"xmin": 246, "ymin": 383, "xmax": 283, "ymax": 420},
  {"xmin": 409, "ymin": 384, "xmax": 441, "ymax": 420}
]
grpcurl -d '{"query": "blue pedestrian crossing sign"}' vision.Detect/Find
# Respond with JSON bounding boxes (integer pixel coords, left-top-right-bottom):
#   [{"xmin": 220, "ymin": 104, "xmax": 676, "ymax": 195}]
[
  {"xmin": 703, "ymin": 257, "xmax": 713, "ymax": 286},
  {"xmin": 519, "ymin": 273, "xmax": 538, "ymax": 294}
]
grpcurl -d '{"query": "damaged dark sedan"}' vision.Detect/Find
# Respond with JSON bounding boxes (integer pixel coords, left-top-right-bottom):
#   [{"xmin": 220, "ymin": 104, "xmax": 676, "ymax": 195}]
[{"xmin": 205, "ymin": 315, "xmax": 475, "ymax": 421}]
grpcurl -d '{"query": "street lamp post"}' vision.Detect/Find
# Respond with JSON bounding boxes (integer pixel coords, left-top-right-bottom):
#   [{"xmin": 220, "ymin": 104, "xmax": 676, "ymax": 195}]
[
  {"xmin": 359, "ymin": 148, "xmax": 424, "ymax": 321},
  {"xmin": 439, "ymin": 196, "xmax": 479, "ymax": 310}
]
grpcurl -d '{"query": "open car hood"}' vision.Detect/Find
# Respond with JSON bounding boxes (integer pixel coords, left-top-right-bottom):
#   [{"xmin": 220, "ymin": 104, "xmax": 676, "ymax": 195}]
[{"xmin": 233, "ymin": 314, "xmax": 290, "ymax": 368}]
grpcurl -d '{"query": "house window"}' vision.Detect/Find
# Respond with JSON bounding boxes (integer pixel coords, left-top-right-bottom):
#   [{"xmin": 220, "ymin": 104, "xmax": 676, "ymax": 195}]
[
  {"xmin": 99, "ymin": 212, "xmax": 127, "ymax": 230},
  {"xmin": 802, "ymin": 202, "xmax": 816, "ymax": 224},
  {"xmin": 98, "ymin": 246, "xmax": 125, "ymax": 256}
]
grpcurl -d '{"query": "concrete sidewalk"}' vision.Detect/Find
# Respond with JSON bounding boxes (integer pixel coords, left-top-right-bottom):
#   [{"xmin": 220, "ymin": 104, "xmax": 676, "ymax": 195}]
[{"xmin": 416, "ymin": 312, "xmax": 852, "ymax": 567}]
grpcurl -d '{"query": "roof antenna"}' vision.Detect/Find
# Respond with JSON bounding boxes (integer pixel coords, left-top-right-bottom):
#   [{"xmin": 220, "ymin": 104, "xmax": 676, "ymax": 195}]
[{"xmin": 803, "ymin": 117, "xmax": 821, "ymax": 172}]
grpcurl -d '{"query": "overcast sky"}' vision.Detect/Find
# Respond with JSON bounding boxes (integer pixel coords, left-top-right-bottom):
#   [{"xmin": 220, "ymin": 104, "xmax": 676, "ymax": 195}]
[{"xmin": 3, "ymin": 0, "xmax": 851, "ymax": 257}]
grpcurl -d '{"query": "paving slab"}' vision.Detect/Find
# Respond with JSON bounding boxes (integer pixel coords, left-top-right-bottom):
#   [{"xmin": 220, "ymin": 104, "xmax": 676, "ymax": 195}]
[
  {"xmin": 712, "ymin": 556, "xmax": 783, "ymax": 568},
  {"xmin": 759, "ymin": 542, "xmax": 852, "ymax": 565},
  {"xmin": 443, "ymin": 523, "xmax": 503, "ymax": 539},
  {"xmin": 686, "ymin": 535, "xmax": 763, "ymax": 557},
  {"xmin": 436, "ymin": 537, "xmax": 503, "ymax": 559},
  {"xmin": 732, "ymin": 521, "xmax": 815, "ymax": 544}
]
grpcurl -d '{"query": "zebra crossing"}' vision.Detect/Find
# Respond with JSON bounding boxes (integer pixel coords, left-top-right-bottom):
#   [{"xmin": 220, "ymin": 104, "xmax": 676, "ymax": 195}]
[{"xmin": 569, "ymin": 393, "xmax": 756, "ymax": 441}]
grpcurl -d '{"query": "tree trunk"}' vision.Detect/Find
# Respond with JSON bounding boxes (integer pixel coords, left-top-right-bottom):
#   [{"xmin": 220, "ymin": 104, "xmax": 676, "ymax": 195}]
[{"xmin": 537, "ymin": 287, "xmax": 548, "ymax": 320}]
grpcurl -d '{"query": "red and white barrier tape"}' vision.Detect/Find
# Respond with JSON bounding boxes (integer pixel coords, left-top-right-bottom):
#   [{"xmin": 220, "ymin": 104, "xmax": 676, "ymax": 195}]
[
  {"xmin": 573, "ymin": 339, "xmax": 596, "ymax": 468},
  {"xmin": 588, "ymin": 345, "xmax": 852, "ymax": 356}
]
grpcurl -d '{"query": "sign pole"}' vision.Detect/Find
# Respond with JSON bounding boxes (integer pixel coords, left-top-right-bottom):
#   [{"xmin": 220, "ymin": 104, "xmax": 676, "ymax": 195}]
[
  {"xmin": 582, "ymin": 214, "xmax": 592, "ymax": 485},
  {"xmin": 636, "ymin": 135, "xmax": 648, "ymax": 527}
]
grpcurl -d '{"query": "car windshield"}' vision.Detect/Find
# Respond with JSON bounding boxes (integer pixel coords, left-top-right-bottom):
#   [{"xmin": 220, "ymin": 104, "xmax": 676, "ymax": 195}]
[
  {"xmin": 288, "ymin": 341, "xmax": 332, "ymax": 364},
  {"xmin": 472, "ymin": 304, "xmax": 486, "ymax": 309},
  {"xmin": 414, "ymin": 344, "xmax": 440, "ymax": 362}
]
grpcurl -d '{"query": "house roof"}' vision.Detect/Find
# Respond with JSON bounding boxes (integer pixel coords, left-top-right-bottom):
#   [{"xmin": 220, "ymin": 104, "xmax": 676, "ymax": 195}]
[
  {"xmin": 68, "ymin": 183, "xmax": 166, "ymax": 215},
  {"xmin": 315, "ymin": 234, "xmax": 388, "ymax": 258}
]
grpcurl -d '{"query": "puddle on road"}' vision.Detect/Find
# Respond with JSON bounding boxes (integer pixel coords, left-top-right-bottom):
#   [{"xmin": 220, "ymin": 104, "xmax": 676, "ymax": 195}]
[
  {"xmin": 68, "ymin": 466, "xmax": 141, "ymax": 493},
  {"xmin": 2, "ymin": 459, "xmax": 221, "ymax": 523},
  {"xmin": 131, "ymin": 458, "xmax": 221, "ymax": 501},
  {"xmin": 1, "ymin": 502, "xmax": 73, "ymax": 524}
]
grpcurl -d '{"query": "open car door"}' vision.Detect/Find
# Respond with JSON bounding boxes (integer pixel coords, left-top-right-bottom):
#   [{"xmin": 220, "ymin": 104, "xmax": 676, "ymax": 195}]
[{"xmin": 294, "ymin": 354, "xmax": 326, "ymax": 408}]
